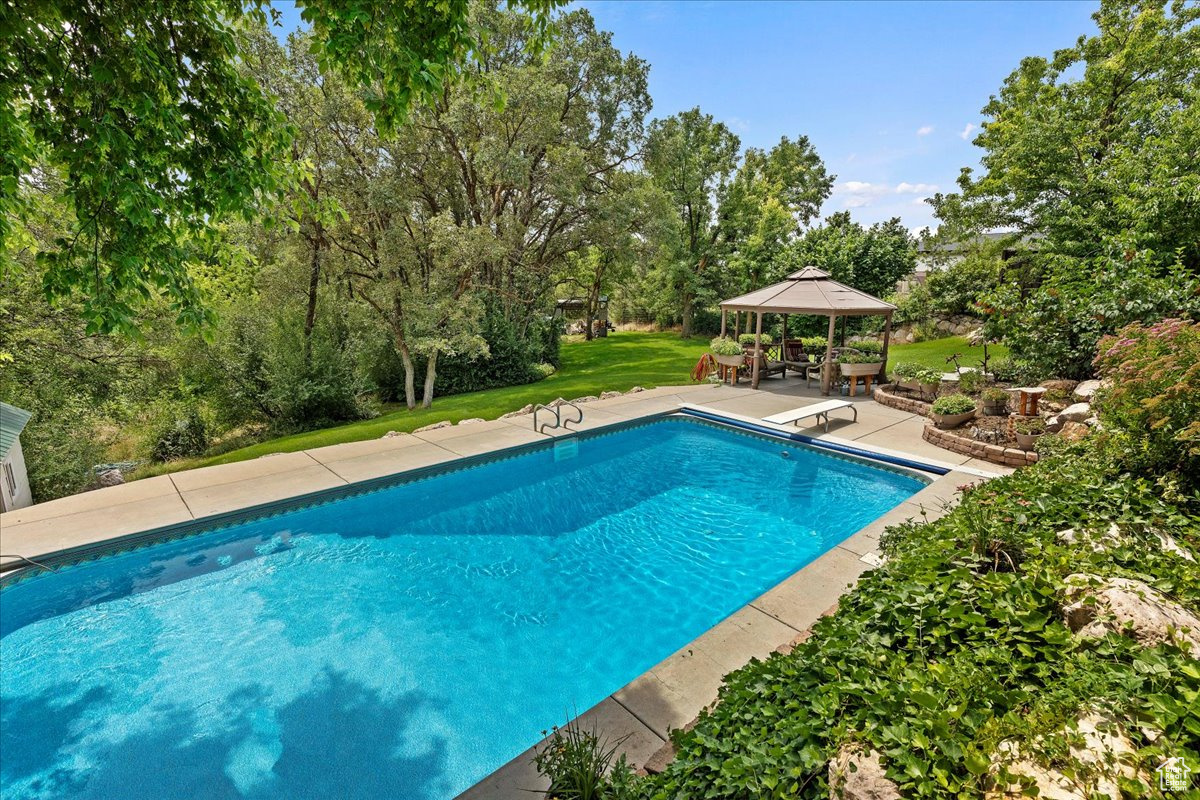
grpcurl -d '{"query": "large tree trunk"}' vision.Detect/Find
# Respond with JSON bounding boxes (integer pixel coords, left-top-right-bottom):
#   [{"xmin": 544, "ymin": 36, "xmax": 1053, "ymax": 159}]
[
  {"xmin": 394, "ymin": 330, "xmax": 417, "ymax": 410},
  {"xmin": 681, "ymin": 293, "xmax": 695, "ymax": 339},
  {"xmin": 421, "ymin": 350, "xmax": 439, "ymax": 408}
]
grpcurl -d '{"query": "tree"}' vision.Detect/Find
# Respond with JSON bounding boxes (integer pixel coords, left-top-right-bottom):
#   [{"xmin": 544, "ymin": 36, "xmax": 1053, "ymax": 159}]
[
  {"xmin": 0, "ymin": 0, "xmax": 563, "ymax": 334},
  {"xmin": 929, "ymin": 0, "xmax": 1200, "ymax": 376},
  {"xmin": 337, "ymin": 7, "xmax": 651, "ymax": 407},
  {"xmin": 644, "ymin": 109, "xmax": 740, "ymax": 339},
  {"xmin": 784, "ymin": 213, "xmax": 915, "ymax": 301},
  {"xmin": 646, "ymin": 116, "xmax": 833, "ymax": 338}
]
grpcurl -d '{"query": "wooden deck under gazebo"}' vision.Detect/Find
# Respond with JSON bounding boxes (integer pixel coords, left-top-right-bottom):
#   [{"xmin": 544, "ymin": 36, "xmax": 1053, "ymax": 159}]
[{"xmin": 719, "ymin": 267, "xmax": 897, "ymax": 394}]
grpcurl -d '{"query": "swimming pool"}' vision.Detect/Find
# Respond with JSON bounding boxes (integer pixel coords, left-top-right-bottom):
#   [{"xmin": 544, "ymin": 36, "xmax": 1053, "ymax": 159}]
[{"xmin": 0, "ymin": 416, "xmax": 925, "ymax": 800}]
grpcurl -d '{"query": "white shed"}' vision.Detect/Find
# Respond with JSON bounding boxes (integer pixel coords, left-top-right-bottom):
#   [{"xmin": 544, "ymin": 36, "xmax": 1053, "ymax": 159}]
[{"xmin": 0, "ymin": 402, "xmax": 33, "ymax": 511}]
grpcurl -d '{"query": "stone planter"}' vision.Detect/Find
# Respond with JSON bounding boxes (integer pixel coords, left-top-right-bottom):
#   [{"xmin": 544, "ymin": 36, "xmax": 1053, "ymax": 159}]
[
  {"xmin": 1014, "ymin": 430, "xmax": 1043, "ymax": 450},
  {"xmin": 714, "ymin": 353, "xmax": 744, "ymax": 368},
  {"xmin": 981, "ymin": 401, "xmax": 1008, "ymax": 417},
  {"xmin": 897, "ymin": 378, "xmax": 921, "ymax": 392},
  {"xmin": 918, "ymin": 381, "xmax": 941, "ymax": 399},
  {"xmin": 932, "ymin": 409, "xmax": 976, "ymax": 429},
  {"xmin": 840, "ymin": 362, "xmax": 883, "ymax": 378}
]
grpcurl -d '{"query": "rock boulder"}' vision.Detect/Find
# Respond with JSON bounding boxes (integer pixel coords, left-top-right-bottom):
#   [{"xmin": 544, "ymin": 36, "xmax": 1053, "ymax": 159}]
[
  {"xmin": 829, "ymin": 745, "xmax": 901, "ymax": 800},
  {"xmin": 1062, "ymin": 574, "xmax": 1200, "ymax": 657},
  {"xmin": 987, "ymin": 714, "xmax": 1138, "ymax": 799},
  {"xmin": 1072, "ymin": 379, "xmax": 1101, "ymax": 401},
  {"xmin": 1057, "ymin": 402, "xmax": 1091, "ymax": 422},
  {"xmin": 414, "ymin": 421, "xmax": 452, "ymax": 433}
]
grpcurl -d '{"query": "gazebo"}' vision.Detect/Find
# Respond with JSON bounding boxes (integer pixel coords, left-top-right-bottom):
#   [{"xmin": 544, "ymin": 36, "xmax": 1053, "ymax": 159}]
[{"xmin": 719, "ymin": 267, "xmax": 896, "ymax": 394}]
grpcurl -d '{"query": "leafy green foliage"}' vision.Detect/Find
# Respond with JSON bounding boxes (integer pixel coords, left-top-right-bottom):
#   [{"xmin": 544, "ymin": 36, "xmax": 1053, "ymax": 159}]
[
  {"xmin": 932, "ymin": 0, "xmax": 1200, "ymax": 378},
  {"xmin": 150, "ymin": 409, "xmax": 210, "ymax": 463},
  {"xmin": 956, "ymin": 369, "xmax": 985, "ymax": 395},
  {"xmin": 635, "ymin": 436, "xmax": 1200, "ymax": 799},
  {"xmin": 1094, "ymin": 318, "xmax": 1200, "ymax": 488},
  {"xmin": 298, "ymin": 0, "xmax": 564, "ymax": 134},
  {"xmin": 889, "ymin": 283, "xmax": 933, "ymax": 325},
  {"xmin": 710, "ymin": 337, "xmax": 743, "ymax": 356},
  {"xmin": 891, "ymin": 361, "xmax": 923, "ymax": 379},
  {"xmin": 782, "ymin": 212, "xmax": 915, "ymax": 302},
  {"xmin": 931, "ymin": 394, "xmax": 975, "ymax": 415},
  {"xmin": 533, "ymin": 722, "xmax": 638, "ymax": 800},
  {"xmin": 837, "ymin": 352, "xmax": 882, "ymax": 365},
  {"xmin": 1, "ymin": 0, "xmax": 292, "ymax": 333}
]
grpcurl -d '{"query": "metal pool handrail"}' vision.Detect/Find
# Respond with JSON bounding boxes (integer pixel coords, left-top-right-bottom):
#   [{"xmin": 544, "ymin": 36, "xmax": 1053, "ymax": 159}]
[
  {"xmin": 533, "ymin": 401, "xmax": 583, "ymax": 433},
  {"xmin": 1, "ymin": 554, "xmax": 57, "ymax": 572}
]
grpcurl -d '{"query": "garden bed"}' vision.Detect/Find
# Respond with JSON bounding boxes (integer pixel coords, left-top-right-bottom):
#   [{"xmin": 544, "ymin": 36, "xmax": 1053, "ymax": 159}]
[
  {"xmin": 873, "ymin": 383, "xmax": 933, "ymax": 415},
  {"xmin": 923, "ymin": 421, "xmax": 1038, "ymax": 467}
]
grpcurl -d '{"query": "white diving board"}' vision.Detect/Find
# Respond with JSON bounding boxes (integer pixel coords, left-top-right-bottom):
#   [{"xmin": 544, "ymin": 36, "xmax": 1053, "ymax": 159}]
[{"xmin": 762, "ymin": 400, "xmax": 857, "ymax": 432}]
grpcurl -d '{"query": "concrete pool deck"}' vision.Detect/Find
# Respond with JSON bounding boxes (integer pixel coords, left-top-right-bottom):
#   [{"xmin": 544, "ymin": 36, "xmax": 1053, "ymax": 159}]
[{"xmin": 0, "ymin": 378, "xmax": 1013, "ymax": 797}]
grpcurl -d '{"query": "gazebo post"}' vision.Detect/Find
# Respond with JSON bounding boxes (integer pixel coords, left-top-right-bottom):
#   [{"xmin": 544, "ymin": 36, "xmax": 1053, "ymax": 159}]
[
  {"xmin": 822, "ymin": 314, "xmax": 837, "ymax": 395},
  {"xmin": 720, "ymin": 309, "xmax": 727, "ymax": 337},
  {"xmin": 879, "ymin": 312, "xmax": 893, "ymax": 385},
  {"xmin": 751, "ymin": 311, "xmax": 764, "ymax": 389}
]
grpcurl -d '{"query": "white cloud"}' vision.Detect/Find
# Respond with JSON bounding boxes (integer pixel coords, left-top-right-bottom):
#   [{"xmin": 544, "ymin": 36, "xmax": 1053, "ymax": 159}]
[
  {"xmin": 895, "ymin": 182, "xmax": 938, "ymax": 194},
  {"xmin": 960, "ymin": 123, "xmax": 977, "ymax": 140},
  {"xmin": 916, "ymin": 125, "xmax": 934, "ymax": 136},
  {"xmin": 835, "ymin": 180, "xmax": 938, "ymax": 210}
]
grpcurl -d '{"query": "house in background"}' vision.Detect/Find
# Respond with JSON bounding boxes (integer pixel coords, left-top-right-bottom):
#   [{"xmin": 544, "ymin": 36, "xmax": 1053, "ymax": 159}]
[{"xmin": 0, "ymin": 401, "xmax": 34, "ymax": 511}]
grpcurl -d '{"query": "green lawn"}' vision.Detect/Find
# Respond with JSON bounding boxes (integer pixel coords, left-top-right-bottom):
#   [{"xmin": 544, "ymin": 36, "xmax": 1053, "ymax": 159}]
[
  {"xmin": 138, "ymin": 331, "xmax": 1003, "ymax": 477},
  {"xmin": 886, "ymin": 336, "xmax": 1008, "ymax": 373},
  {"xmin": 147, "ymin": 332, "xmax": 710, "ymax": 474}
]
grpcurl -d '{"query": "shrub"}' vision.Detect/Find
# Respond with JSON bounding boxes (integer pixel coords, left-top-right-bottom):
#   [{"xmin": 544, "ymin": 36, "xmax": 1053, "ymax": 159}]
[
  {"xmin": 911, "ymin": 319, "xmax": 942, "ymax": 342},
  {"xmin": 981, "ymin": 387, "xmax": 1010, "ymax": 405},
  {"xmin": 19, "ymin": 399, "xmax": 108, "ymax": 502},
  {"xmin": 800, "ymin": 336, "xmax": 827, "ymax": 352},
  {"xmin": 988, "ymin": 355, "xmax": 1046, "ymax": 386},
  {"xmin": 914, "ymin": 368, "xmax": 943, "ymax": 386},
  {"xmin": 1013, "ymin": 416, "xmax": 1045, "ymax": 435},
  {"xmin": 532, "ymin": 723, "xmax": 637, "ymax": 800},
  {"xmin": 850, "ymin": 339, "xmax": 883, "ymax": 355},
  {"xmin": 1093, "ymin": 318, "xmax": 1200, "ymax": 487},
  {"xmin": 710, "ymin": 336, "xmax": 743, "ymax": 356},
  {"xmin": 738, "ymin": 333, "xmax": 771, "ymax": 346},
  {"xmin": 931, "ymin": 394, "xmax": 975, "ymax": 415},
  {"xmin": 889, "ymin": 282, "xmax": 932, "ymax": 325},
  {"xmin": 150, "ymin": 407, "xmax": 209, "ymax": 462},
  {"xmin": 956, "ymin": 369, "xmax": 986, "ymax": 395}
]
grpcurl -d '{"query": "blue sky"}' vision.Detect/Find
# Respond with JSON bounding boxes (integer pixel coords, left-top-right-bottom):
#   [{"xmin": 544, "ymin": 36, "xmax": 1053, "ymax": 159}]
[{"xmin": 271, "ymin": 1, "xmax": 1100, "ymax": 231}]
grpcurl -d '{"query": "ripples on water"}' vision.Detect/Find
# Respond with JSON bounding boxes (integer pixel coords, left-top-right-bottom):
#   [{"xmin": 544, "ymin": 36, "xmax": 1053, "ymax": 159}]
[{"xmin": 0, "ymin": 418, "xmax": 924, "ymax": 800}]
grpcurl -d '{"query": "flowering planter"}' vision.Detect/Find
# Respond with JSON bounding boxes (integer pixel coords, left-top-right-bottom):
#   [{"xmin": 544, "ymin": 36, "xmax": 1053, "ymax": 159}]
[
  {"xmin": 932, "ymin": 409, "xmax": 976, "ymax": 429},
  {"xmin": 840, "ymin": 362, "xmax": 883, "ymax": 378}
]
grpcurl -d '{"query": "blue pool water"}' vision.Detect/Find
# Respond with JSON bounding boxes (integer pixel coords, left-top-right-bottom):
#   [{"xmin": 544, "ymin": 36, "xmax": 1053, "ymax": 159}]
[{"xmin": 0, "ymin": 417, "xmax": 924, "ymax": 800}]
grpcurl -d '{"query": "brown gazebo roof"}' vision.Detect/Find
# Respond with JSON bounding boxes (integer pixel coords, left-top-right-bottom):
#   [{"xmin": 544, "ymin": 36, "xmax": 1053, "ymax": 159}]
[{"xmin": 720, "ymin": 267, "xmax": 896, "ymax": 316}]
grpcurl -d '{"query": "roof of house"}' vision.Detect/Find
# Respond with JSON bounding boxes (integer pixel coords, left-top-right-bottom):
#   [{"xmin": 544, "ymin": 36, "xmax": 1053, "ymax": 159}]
[
  {"xmin": 0, "ymin": 402, "xmax": 32, "ymax": 461},
  {"xmin": 719, "ymin": 266, "xmax": 896, "ymax": 316}
]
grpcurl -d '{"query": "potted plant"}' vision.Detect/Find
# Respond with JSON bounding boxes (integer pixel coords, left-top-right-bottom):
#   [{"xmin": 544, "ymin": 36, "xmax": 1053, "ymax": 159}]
[
  {"xmin": 981, "ymin": 386, "xmax": 1010, "ymax": 416},
  {"xmin": 710, "ymin": 336, "xmax": 745, "ymax": 368},
  {"xmin": 1013, "ymin": 416, "xmax": 1046, "ymax": 450},
  {"xmin": 838, "ymin": 351, "xmax": 883, "ymax": 378},
  {"xmin": 930, "ymin": 394, "xmax": 977, "ymax": 429},
  {"xmin": 891, "ymin": 361, "xmax": 922, "ymax": 390},
  {"xmin": 915, "ymin": 367, "xmax": 943, "ymax": 399}
]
